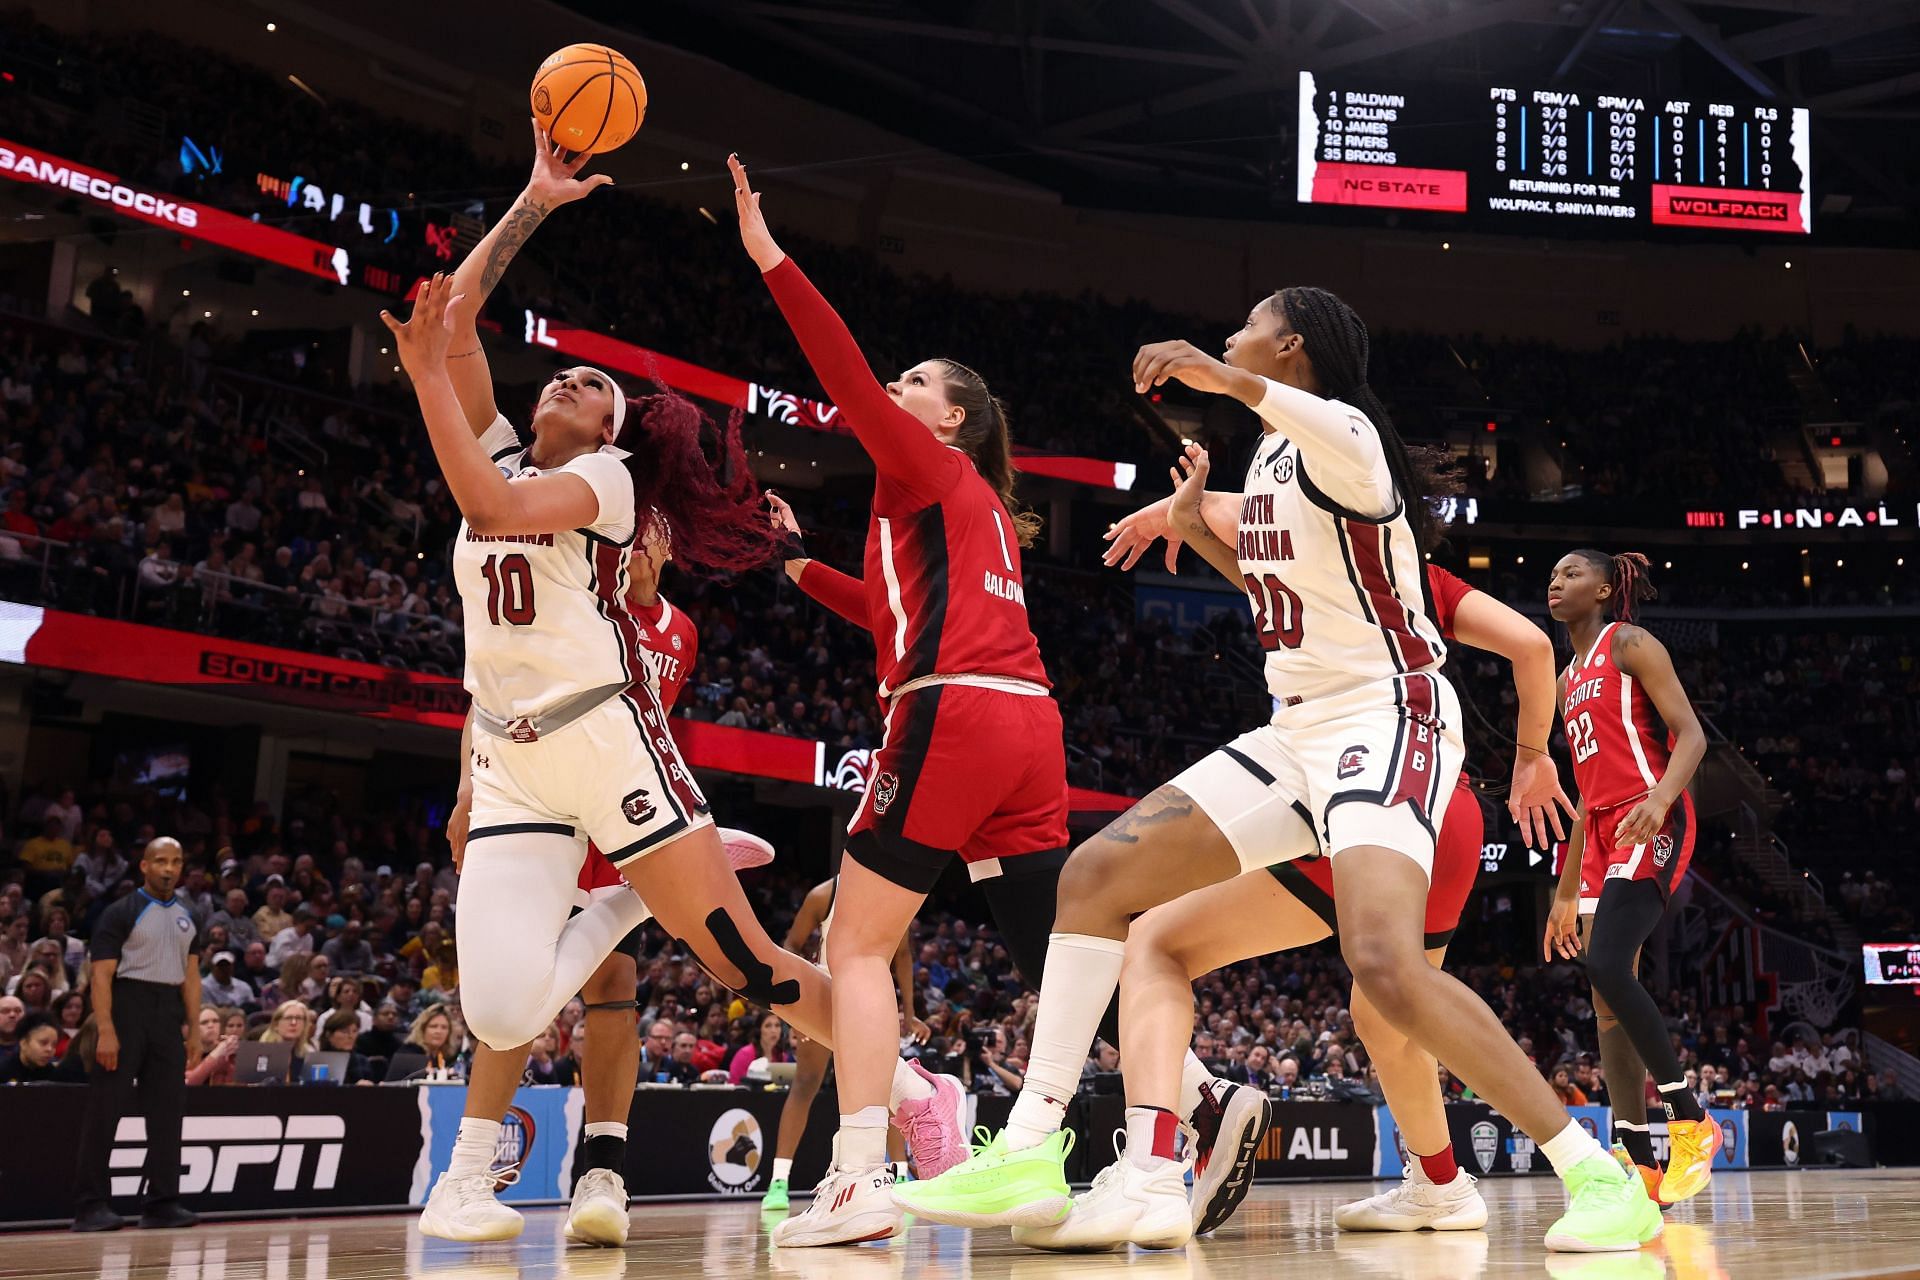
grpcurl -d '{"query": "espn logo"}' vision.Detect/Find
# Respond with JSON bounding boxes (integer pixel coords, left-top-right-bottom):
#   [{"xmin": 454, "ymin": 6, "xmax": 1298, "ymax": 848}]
[{"xmin": 111, "ymin": 1115, "xmax": 345, "ymax": 1196}]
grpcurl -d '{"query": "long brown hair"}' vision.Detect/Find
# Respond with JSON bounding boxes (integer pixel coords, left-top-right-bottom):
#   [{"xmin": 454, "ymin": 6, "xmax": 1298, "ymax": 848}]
[{"xmin": 935, "ymin": 359, "xmax": 1041, "ymax": 548}]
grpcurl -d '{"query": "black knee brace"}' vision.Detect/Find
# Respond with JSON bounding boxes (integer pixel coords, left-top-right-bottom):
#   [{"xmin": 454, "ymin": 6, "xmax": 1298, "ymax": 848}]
[
  {"xmin": 583, "ymin": 1000, "xmax": 640, "ymax": 1012},
  {"xmin": 676, "ymin": 908, "xmax": 803, "ymax": 1007}
]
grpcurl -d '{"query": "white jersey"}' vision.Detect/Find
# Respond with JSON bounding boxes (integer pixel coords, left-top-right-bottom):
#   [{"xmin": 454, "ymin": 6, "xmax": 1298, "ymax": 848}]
[
  {"xmin": 455, "ymin": 415, "xmax": 641, "ymax": 719},
  {"xmin": 1233, "ymin": 378, "xmax": 1444, "ymax": 703}
]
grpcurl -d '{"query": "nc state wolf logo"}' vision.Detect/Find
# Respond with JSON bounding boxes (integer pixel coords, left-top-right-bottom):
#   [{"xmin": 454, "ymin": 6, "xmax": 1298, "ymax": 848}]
[
  {"xmin": 872, "ymin": 772, "xmax": 900, "ymax": 814},
  {"xmin": 621, "ymin": 788, "xmax": 656, "ymax": 825},
  {"xmin": 1652, "ymin": 833, "xmax": 1675, "ymax": 867},
  {"xmin": 1336, "ymin": 745, "xmax": 1369, "ymax": 780}
]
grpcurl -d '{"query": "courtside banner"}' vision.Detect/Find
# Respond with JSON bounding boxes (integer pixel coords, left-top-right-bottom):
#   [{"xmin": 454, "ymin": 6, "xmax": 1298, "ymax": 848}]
[
  {"xmin": 413, "ymin": 1086, "xmax": 582, "ymax": 1204},
  {"xmin": 0, "ymin": 1086, "xmax": 422, "ymax": 1226},
  {"xmin": 0, "ymin": 138, "xmax": 348, "ymax": 282},
  {"xmin": 522, "ymin": 311, "xmax": 1136, "ymax": 491},
  {"xmin": 1251, "ymin": 1101, "xmax": 1375, "ymax": 1178}
]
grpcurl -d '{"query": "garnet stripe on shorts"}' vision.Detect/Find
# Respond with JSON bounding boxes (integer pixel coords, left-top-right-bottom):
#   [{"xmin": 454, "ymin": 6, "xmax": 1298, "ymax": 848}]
[{"xmin": 585, "ymin": 533, "xmax": 642, "ymax": 688}]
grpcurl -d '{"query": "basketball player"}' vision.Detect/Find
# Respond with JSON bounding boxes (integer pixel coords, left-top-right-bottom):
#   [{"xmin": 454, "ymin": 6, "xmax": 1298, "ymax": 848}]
[
  {"xmin": 760, "ymin": 877, "xmax": 928, "ymax": 1215},
  {"xmin": 1103, "ymin": 545, "xmax": 1564, "ymax": 1243},
  {"xmin": 901, "ymin": 291, "xmax": 1659, "ymax": 1253},
  {"xmin": 397, "ymin": 127, "xmax": 962, "ymax": 1242},
  {"xmin": 1542, "ymin": 551, "xmax": 1714, "ymax": 1204},
  {"xmin": 731, "ymin": 156, "xmax": 1077, "ymax": 1247}
]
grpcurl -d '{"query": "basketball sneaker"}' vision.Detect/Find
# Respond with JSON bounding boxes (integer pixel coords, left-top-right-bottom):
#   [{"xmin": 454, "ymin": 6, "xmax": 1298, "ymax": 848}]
[
  {"xmin": 1610, "ymin": 1143, "xmax": 1663, "ymax": 1206},
  {"xmin": 890, "ymin": 1061, "xmax": 967, "ymax": 1178},
  {"xmin": 890, "ymin": 1127, "xmax": 1075, "ymax": 1228},
  {"xmin": 1013, "ymin": 1133, "xmax": 1193, "ymax": 1251},
  {"xmin": 1658, "ymin": 1118, "xmax": 1722, "ymax": 1205},
  {"xmin": 761, "ymin": 1178, "xmax": 791, "ymax": 1214},
  {"xmin": 1544, "ymin": 1153, "xmax": 1664, "ymax": 1252},
  {"xmin": 770, "ymin": 1136, "xmax": 901, "ymax": 1248},
  {"xmin": 1335, "ymin": 1164, "xmax": 1487, "ymax": 1231},
  {"xmin": 564, "ymin": 1168, "xmax": 630, "ymax": 1246},
  {"xmin": 419, "ymin": 1170, "xmax": 523, "ymax": 1242},
  {"xmin": 1188, "ymin": 1078, "xmax": 1272, "ymax": 1235}
]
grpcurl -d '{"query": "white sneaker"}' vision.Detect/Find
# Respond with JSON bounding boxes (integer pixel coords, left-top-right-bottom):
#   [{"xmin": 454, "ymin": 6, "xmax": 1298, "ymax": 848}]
[
  {"xmin": 771, "ymin": 1144, "xmax": 901, "ymax": 1249},
  {"xmin": 565, "ymin": 1167, "xmax": 631, "ymax": 1246},
  {"xmin": 419, "ymin": 1170, "xmax": 523, "ymax": 1242},
  {"xmin": 1188, "ymin": 1078, "xmax": 1272, "ymax": 1236},
  {"xmin": 1335, "ymin": 1166, "xmax": 1487, "ymax": 1232},
  {"xmin": 1013, "ymin": 1137, "xmax": 1193, "ymax": 1252}
]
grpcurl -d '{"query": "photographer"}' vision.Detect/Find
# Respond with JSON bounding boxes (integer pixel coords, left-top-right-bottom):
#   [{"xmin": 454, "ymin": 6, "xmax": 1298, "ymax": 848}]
[{"xmin": 965, "ymin": 1025, "xmax": 1023, "ymax": 1097}]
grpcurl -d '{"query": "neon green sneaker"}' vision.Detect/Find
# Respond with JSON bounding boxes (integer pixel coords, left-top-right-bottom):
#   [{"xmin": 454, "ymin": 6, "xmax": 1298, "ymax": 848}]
[
  {"xmin": 760, "ymin": 1177, "xmax": 789, "ymax": 1214},
  {"xmin": 890, "ymin": 1128, "xmax": 1075, "ymax": 1228},
  {"xmin": 1545, "ymin": 1153, "xmax": 1664, "ymax": 1252}
]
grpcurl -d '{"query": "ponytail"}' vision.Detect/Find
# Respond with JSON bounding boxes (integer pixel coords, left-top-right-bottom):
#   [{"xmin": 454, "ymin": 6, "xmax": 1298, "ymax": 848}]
[
  {"xmin": 614, "ymin": 390, "xmax": 785, "ymax": 576},
  {"xmin": 1272, "ymin": 288, "xmax": 1438, "ymax": 551},
  {"xmin": 1571, "ymin": 548, "xmax": 1657, "ymax": 621},
  {"xmin": 935, "ymin": 358, "xmax": 1041, "ymax": 547}
]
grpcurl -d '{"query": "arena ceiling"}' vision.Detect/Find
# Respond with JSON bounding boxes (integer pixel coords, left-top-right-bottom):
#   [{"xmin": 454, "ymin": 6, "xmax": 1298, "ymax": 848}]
[{"xmin": 574, "ymin": 0, "xmax": 1920, "ymax": 224}]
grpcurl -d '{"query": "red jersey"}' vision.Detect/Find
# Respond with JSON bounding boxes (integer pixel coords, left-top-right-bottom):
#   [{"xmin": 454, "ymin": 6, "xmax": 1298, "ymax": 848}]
[
  {"xmin": 1562, "ymin": 622, "xmax": 1671, "ymax": 812},
  {"xmin": 578, "ymin": 593, "xmax": 696, "ymax": 897},
  {"xmin": 764, "ymin": 258, "xmax": 1050, "ymax": 695},
  {"xmin": 630, "ymin": 594, "xmax": 697, "ymax": 711}
]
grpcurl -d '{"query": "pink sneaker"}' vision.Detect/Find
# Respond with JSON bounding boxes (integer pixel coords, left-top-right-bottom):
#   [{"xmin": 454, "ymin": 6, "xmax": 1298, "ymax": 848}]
[{"xmin": 892, "ymin": 1060, "xmax": 968, "ymax": 1178}]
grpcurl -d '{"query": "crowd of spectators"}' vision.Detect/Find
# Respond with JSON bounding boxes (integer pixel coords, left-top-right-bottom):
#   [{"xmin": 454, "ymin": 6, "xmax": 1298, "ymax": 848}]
[{"xmin": 2, "ymin": 773, "xmax": 1908, "ymax": 1109}]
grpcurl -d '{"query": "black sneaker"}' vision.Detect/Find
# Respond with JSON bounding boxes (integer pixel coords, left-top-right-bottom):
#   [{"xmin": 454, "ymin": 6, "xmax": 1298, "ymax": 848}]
[
  {"xmin": 139, "ymin": 1201, "xmax": 200, "ymax": 1229},
  {"xmin": 71, "ymin": 1204, "xmax": 127, "ymax": 1233},
  {"xmin": 1188, "ymin": 1078, "xmax": 1272, "ymax": 1236}
]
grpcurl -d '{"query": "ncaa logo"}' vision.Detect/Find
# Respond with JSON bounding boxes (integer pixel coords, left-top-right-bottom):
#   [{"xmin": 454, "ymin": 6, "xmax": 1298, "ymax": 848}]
[
  {"xmin": 1336, "ymin": 745, "xmax": 1369, "ymax": 780},
  {"xmin": 1653, "ymin": 834, "xmax": 1675, "ymax": 867},
  {"xmin": 708, "ymin": 1109, "xmax": 764, "ymax": 1192},
  {"xmin": 492, "ymin": 1105, "xmax": 537, "ymax": 1193},
  {"xmin": 1721, "ymin": 1116, "xmax": 1739, "ymax": 1160},
  {"xmin": 1781, "ymin": 1120, "xmax": 1800, "ymax": 1167},
  {"xmin": 1576, "ymin": 1115, "xmax": 1600, "ymax": 1141},
  {"xmin": 1469, "ymin": 1120, "xmax": 1499, "ymax": 1174},
  {"xmin": 671, "ymin": 634, "xmax": 683, "ymax": 652},
  {"xmin": 872, "ymin": 772, "xmax": 900, "ymax": 815},
  {"xmin": 621, "ymin": 788, "xmax": 656, "ymax": 825}
]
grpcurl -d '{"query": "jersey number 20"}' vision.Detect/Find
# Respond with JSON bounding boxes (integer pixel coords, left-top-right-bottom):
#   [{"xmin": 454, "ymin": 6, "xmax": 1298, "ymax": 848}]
[
  {"xmin": 1243, "ymin": 573, "xmax": 1304, "ymax": 650},
  {"xmin": 1566, "ymin": 711, "xmax": 1598, "ymax": 763},
  {"xmin": 480, "ymin": 553, "xmax": 536, "ymax": 626}
]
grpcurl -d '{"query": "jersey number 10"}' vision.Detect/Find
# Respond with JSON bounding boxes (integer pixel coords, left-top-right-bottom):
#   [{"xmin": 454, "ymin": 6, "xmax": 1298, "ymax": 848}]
[
  {"xmin": 1243, "ymin": 573, "xmax": 1304, "ymax": 651},
  {"xmin": 480, "ymin": 553, "xmax": 537, "ymax": 626}
]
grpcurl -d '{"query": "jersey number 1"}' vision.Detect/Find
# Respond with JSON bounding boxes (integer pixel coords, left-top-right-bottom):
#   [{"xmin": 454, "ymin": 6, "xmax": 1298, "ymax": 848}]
[
  {"xmin": 480, "ymin": 553, "xmax": 536, "ymax": 626},
  {"xmin": 1243, "ymin": 573, "xmax": 1304, "ymax": 650}
]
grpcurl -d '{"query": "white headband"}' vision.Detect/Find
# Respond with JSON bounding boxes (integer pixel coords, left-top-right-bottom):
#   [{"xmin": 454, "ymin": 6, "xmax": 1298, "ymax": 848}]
[{"xmin": 575, "ymin": 366, "xmax": 627, "ymax": 437}]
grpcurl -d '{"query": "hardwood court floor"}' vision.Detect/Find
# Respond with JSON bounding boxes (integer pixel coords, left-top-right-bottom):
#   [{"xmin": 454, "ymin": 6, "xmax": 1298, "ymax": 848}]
[{"xmin": 4, "ymin": 1170, "xmax": 1918, "ymax": 1280}]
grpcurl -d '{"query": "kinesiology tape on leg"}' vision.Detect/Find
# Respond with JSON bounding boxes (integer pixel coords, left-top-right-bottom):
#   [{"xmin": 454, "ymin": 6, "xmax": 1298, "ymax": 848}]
[{"xmin": 675, "ymin": 908, "xmax": 802, "ymax": 1007}]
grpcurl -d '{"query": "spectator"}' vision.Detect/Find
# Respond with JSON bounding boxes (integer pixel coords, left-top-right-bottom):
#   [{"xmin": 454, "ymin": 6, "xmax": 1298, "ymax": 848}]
[
  {"xmin": 207, "ymin": 889, "xmax": 262, "ymax": 951},
  {"xmin": 0, "ymin": 1012, "xmax": 62, "ymax": 1084},
  {"xmin": 199, "ymin": 952, "xmax": 253, "ymax": 1009},
  {"xmin": 320, "ymin": 918, "xmax": 374, "ymax": 975},
  {"xmin": 658, "ymin": 1030, "xmax": 703, "ymax": 1086},
  {"xmin": 420, "ymin": 938, "xmax": 459, "ymax": 994},
  {"xmin": 0, "ymin": 994, "xmax": 23, "ymax": 1064},
  {"xmin": 1551, "ymin": 1065, "xmax": 1590, "ymax": 1106},
  {"xmin": 72, "ymin": 831, "xmax": 129, "ymax": 898},
  {"xmin": 316, "ymin": 1013, "xmax": 373, "ymax": 1085},
  {"xmin": 728, "ymin": 1011, "xmax": 790, "ymax": 1085},
  {"xmin": 235, "ymin": 940, "xmax": 273, "ymax": 994},
  {"xmin": 19, "ymin": 816, "xmax": 75, "ymax": 887},
  {"xmin": 10, "ymin": 966, "xmax": 56, "ymax": 1013},
  {"xmin": 251, "ymin": 879, "xmax": 293, "ymax": 941},
  {"xmin": 355, "ymin": 1001, "xmax": 406, "ymax": 1060},
  {"xmin": 404, "ymin": 1006, "xmax": 459, "ymax": 1074},
  {"xmin": 267, "ymin": 907, "xmax": 318, "ymax": 967},
  {"xmin": 1080, "ymin": 1038, "xmax": 1121, "ymax": 1085},
  {"xmin": 0, "ymin": 917, "xmax": 28, "ymax": 984},
  {"xmin": 50, "ymin": 990, "xmax": 86, "ymax": 1055},
  {"xmin": 39, "ymin": 909, "xmax": 85, "ymax": 982},
  {"xmin": 260, "ymin": 1001, "xmax": 314, "ymax": 1052},
  {"xmin": 258, "ymin": 953, "xmax": 313, "ymax": 1010},
  {"xmin": 522, "ymin": 1022, "xmax": 578, "ymax": 1087},
  {"xmin": 638, "ymin": 1019, "xmax": 675, "ymax": 1081}
]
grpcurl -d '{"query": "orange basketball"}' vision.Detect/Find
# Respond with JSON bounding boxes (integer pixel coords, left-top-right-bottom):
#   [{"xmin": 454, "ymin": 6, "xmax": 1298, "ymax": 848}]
[{"xmin": 530, "ymin": 43, "xmax": 646, "ymax": 156}]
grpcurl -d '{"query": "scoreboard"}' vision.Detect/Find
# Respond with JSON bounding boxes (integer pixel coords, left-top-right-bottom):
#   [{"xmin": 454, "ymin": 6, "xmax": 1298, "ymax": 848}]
[{"xmin": 1297, "ymin": 72, "xmax": 1812, "ymax": 234}]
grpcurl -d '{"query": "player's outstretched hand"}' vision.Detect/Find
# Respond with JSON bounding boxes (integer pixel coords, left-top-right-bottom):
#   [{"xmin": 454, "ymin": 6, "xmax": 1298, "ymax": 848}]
[
  {"xmin": 1508, "ymin": 751, "xmax": 1573, "ymax": 850},
  {"xmin": 1544, "ymin": 894, "xmax": 1581, "ymax": 962},
  {"xmin": 379, "ymin": 273, "xmax": 465, "ymax": 379},
  {"xmin": 1133, "ymin": 339, "xmax": 1258, "ymax": 402},
  {"xmin": 1168, "ymin": 442, "xmax": 1211, "ymax": 535},
  {"xmin": 766, "ymin": 490, "xmax": 801, "ymax": 536},
  {"xmin": 729, "ymin": 154, "xmax": 787, "ymax": 272},
  {"xmin": 1102, "ymin": 496, "xmax": 1184, "ymax": 573},
  {"xmin": 526, "ymin": 118, "xmax": 614, "ymax": 207}
]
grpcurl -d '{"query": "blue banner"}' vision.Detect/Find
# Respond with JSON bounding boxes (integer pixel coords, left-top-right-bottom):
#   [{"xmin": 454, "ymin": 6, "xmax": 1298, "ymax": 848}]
[
  {"xmin": 412, "ymin": 1085, "xmax": 583, "ymax": 1204},
  {"xmin": 1134, "ymin": 581, "xmax": 1243, "ymax": 636},
  {"xmin": 1375, "ymin": 1102, "xmax": 1749, "ymax": 1176}
]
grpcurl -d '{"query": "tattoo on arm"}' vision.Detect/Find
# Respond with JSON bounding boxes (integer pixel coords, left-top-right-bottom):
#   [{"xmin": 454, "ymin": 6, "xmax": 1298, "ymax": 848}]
[
  {"xmin": 478, "ymin": 199, "xmax": 551, "ymax": 296},
  {"xmin": 1097, "ymin": 787, "xmax": 1196, "ymax": 845},
  {"xmin": 448, "ymin": 348, "xmax": 483, "ymax": 360}
]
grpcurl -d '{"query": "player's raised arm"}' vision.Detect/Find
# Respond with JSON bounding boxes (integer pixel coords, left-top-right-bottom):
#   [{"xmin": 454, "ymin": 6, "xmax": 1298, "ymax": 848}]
[
  {"xmin": 1449, "ymin": 589, "xmax": 1573, "ymax": 849},
  {"xmin": 768, "ymin": 491, "xmax": 868, "ymax": 627},
  {"xmin": 383, "ymin": 274, "xmax": 599, "ymax": 536},
  {"xmin": 443, "ymin": 120, "xmax": 614, "ymax": 436},
  {"xmin": 731, "ymin": 155, "xmax": 960, "ymax": 506}
]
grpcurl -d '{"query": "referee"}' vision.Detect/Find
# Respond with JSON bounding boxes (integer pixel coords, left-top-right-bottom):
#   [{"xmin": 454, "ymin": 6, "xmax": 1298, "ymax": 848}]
[{"xmin": 72, "ymin": 836, "xmax": 202, "ymax": 1232}]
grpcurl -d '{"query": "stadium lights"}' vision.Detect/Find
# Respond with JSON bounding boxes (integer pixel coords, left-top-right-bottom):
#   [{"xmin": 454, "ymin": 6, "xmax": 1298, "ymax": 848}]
[
  {"xmin": 1442, "ymin": 241, "xmax": 1451, "ymax": 250},
  {"xmin": 250, "ymin": 308, "xmax": 259, "ymax": 316},
  {"xmin": 266, "ymin": 22, "xmax": 276, "ymax": 32},
  {"xmin": 1516, "ymin": 556, "xmax": 1525, "ymax": 565},
  {"xmin": 180, "ymin": 289, "xmax": 190, "ymax": 297},
  {"xmin": 680, "ymin": 161, "xmax": 690, "ymax": 171}
]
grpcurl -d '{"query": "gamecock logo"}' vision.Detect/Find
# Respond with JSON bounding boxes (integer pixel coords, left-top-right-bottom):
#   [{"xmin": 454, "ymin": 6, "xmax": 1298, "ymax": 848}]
[
  {"xmin": 621, "ymin": 788, "xmax": 656, "ymax": 825},
  {"xmin": 1336, "ymin": 745, "xmax": 1369, "ymax": 780}
]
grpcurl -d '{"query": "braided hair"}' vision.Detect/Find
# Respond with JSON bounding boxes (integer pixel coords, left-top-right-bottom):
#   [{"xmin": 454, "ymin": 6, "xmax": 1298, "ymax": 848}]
[
  {"xmin": 1270, "ymin": 287, "xmax": 1440, "ymax": 551},
  {"xmin": 1570, "ymin": 548, "xmax": 1657, "ymax": 621}
]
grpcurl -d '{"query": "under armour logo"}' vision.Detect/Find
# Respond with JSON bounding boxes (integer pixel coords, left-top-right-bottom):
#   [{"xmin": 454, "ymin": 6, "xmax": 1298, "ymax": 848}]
[{"xmin": 474, "ymin": 753, "xmax": 491, "ymax": 770}]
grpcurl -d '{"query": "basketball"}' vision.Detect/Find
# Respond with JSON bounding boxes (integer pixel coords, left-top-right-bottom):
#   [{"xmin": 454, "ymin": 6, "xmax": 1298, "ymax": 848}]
[{"xmin": 530, "ymin": 43, "xmax": 645, "ymax": 155}]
